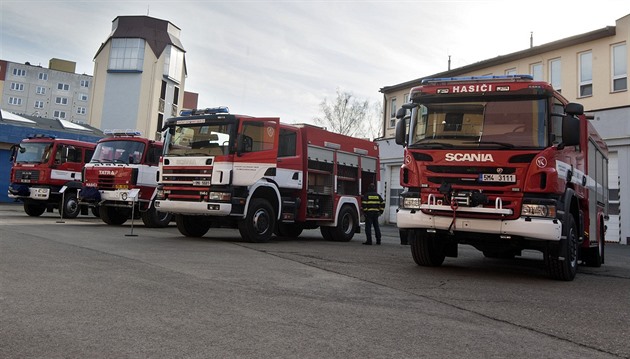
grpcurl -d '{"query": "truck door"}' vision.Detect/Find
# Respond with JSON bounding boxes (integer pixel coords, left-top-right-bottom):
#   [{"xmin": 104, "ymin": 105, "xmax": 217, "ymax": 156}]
[
  {"xmin": 233, "ymin": 118, "xmax": 279, "ymax": 186},
  {"xmin": 52, "ymin": 143, "xmax": 84, "ymax": 184}
]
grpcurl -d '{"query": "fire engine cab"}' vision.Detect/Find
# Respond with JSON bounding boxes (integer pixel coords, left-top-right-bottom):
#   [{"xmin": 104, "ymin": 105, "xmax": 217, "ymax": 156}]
[
  {"xmin": 8, "ymin": 134, "xmax": 96, "ymax": 218},
  {"xmin": 79, "ymin": 130, "xmax": 172, "ymax": 227},
  {"xmin": 395, "ymin": 75, "xmax": 608, "ymax": 281},
  {"xmin": 155, "ymin": 107, "xmax": 380, "ymax": 243}
]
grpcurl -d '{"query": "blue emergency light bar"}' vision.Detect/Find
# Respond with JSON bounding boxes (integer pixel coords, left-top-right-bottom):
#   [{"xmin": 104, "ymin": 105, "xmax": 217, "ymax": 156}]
[
  {"xmin": 103, "ymin": 129, "xmax": 142, "ymax": 137},
  {"xmin": 27, "ymin": 134, "xmax": 56, "ymax": 139},
  {"xmin": 421, "ymin": 74, "xmax": 534, "ymax": 85},
  {"xmin": 180, "ymin": 107, "xmax": 230, "ymax": 116}
]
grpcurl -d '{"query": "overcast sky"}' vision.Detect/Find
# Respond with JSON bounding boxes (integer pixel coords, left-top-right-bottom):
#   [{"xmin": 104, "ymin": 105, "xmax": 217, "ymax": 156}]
[{"xmin": 1, "ymin": 0, "xmax": 629, "ymax": 125}]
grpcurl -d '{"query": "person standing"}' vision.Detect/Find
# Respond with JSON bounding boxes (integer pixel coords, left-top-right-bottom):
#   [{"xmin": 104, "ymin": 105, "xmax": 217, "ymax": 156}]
[{"xmin": 361, "ymin": 183, "xmax": 385, "ymax": 245}]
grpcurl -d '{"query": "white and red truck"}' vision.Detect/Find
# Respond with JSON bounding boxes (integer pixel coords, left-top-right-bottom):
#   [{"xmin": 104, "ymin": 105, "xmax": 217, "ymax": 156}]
[
  {"xmin": 155, "ymin": 107, "xmax": 380, "ymax": 242},
  {"xmin": 395, "ymin": 75, "xmax": 609, "ymax": 280},
  {"xmin": 8, "ymin": 134, "xmax": 96, "ymax": 218},
  {"xmin": 79, "ymin": 131, "xmax": 172, "ymax": 227}
]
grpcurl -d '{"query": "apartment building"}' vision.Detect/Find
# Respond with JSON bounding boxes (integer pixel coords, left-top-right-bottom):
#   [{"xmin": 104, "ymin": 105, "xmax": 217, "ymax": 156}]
[
  {"xmin": 89, "ymin": 15, "xmax": 187, "ymax": 140},
  {"xmin": 379, "ymin": 14, "xmax": 629, "ymax": 244},
  {"xmin": 0, "ymin": 58, "xmax": 92, "ymax": 123}
]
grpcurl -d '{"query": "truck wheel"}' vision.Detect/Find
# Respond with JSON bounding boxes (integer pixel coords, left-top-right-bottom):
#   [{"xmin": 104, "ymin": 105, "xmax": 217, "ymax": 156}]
[
  {"xmin": 141, "ymin": 205, "xmax": 172, "ymax": 228},
  {"xmin": 328, "ymin": 205, "xmax": 357, "ymax": 242},
  {"xmin": 176, "ymin": 214, "xmax": 211, "ymax": 237},
  {"xmin": 61, "ymin": 192, "xmax": 80, "ymax": 219},
  {"xmin": 410, "ymin": 230, "xmax": 446, "ymax": 266},
  {"xmin": 319, "ymin": 226, "xmax": 334, "ymax": 241},
  {"xmin": 584, "ymin": 228, "xmax": 604, "ymax": 267},
  {"xmin": 91, "ymin": 206, "xmax": 100, "ymax": 218},
  {"xmin": 275, "ymin": 223, "xmax": 303, "ymax": 238},
  {"xmin": 547, "ymin": 215, "xmax": 578, "ymax": 281},
  {"xmin": 24, "ymin": 203, "xmax": 46, "ymax": 217},
  {"xmin": 238, "ymin": 198, "xmax": 275, "ymax": 243},
  {"xmin": 100, "ymin": 207, "xmax": 129, "ymax": 225}
]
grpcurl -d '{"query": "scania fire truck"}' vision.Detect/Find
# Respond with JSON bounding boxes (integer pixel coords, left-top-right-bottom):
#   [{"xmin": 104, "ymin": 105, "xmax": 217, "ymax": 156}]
[
  {"xmin": 395, "ymin": 75, "xmax": 608, "ymax": 281},
  {"xmin": 155, "ymin": 107, "xmax": 379, "ymax": 243},
  {"xmin": 8, "ymin": 135, "xmax": 96, "ymax": 218},
  {"xmin": 79, "ymin": 131, "xmax": 172, "ymax": 227}
]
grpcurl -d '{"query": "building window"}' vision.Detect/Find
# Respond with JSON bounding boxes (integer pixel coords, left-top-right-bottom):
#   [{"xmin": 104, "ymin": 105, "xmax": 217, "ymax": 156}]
[
  {"xmin": 163, "ymin": 45, "xmax": 184, "ymax": 81},
  {"xmin": 34, "ymin": 100, "xmax": 44, "ymax": 109},
  {"xmin": 579, "ymin": 51, "xmax": 593, "ymax": 97},
  {"xmin": 36, "ymin": 86, "xmax": 46, "ymax": 95},
  {"xmin": 549, "ymin": 58, "xmax": 561, "ymax": 91},
  {"xmin": 57, "ymin": 83, "xmax": 70, "ymax": 91},
  {"xmin": 10, "ymin": 83, "xmax": 24, "ymax": 91},
  {"xmin": 55, "ymin": 97, "xmax": 69, "ymax": 105},
  {"xmin": 38, "ymin": 72, "xmax": 48, "ymax": 81},
  {"xmin": 505, "ymin": 68, "xmax": 517, "ymax": 76},
  {"xmin": 53, "ymin": 110, "xmax": 66, "ymax": 119},
  {"xmin": 612, "ymin": 43, "xmax": 627, "ymax": 92},
  {"xmin": 8, "ymin": 97, "xmax": 22, "ymax": 105},
  {"xmin": 109, "ymin": 38, "xmax": 145, "ymax": 71},
  {"xmin": 79, "ymin": 93, "xmax": 88, "ymax": 101},
  {"xmin": 530, "ymin": 63, "xmax": 543, "ymax": 81},
  {"xmin": 80, "ymin": 80, "xmax": 90, "ymax": 88},
  {"xmin": 76, "ymin": 107, "xmax": 86, "ymax": 115},
  {"xmin": 389, "ymin": 98, "xmax": 397, "ymax": 128},
  {"xmin": 12, "ymin": 68, "xmax": 26, "ymax": 76}
]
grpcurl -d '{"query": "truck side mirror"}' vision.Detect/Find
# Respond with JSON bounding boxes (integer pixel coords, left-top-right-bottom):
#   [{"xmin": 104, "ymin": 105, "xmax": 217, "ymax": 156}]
[
  {"xmin": 562, "ymin": 115, "xmax": 580, "ymax": 147},
  {"xmin": 395, "ymin": 107, "xmax": 407, "ymax": 120},
  {"xmin": 395, "ymin": 117, "xmax": 407, "ymax": 146},
  {"xmin": 565, "ymin": 102, "xmax": 584, "ymax": 116}
]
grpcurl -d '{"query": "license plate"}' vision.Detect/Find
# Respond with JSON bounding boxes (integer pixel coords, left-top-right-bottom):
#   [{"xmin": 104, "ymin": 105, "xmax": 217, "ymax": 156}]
[
  {"xmin": 193, "ymin": 180, "xmax": 211, "ymax": 186},
  {"xmin": 479, "ymin": 174, "xmax": 516, "ymax": 183}
]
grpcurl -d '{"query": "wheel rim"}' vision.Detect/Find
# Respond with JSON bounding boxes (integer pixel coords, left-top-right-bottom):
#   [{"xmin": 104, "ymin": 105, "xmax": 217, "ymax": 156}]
[
  {"xmin": 341, "ymin": 212, "xmax": 354, "ymax": 235},
  {"xmin": 66, "ymin": 199, "xmax": 78, "ymax": 214},
  {"xmin": 253, "ymin": 208, "xmax": 271, "ymax": 235}
]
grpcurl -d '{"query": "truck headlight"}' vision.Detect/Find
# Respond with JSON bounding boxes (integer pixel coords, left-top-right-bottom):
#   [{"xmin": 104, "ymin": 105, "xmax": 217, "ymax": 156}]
[
  {"xmin": 521, "ymin": 204, "xmax": 556, "ymax": 218},
  {"xmin": 402, "ymin": 197, "xmax": 421, "ymax": 209},
  {"xmin": 156, "ymin": 189, "xmax": 165, "ymax": 200},
  {"xmin": 208, "ymin": 192, "xmax": 231, "ymax": 201}
]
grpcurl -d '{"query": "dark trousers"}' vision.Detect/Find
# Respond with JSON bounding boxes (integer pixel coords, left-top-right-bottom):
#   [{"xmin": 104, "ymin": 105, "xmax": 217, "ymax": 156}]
[{"xmin": 364, "ymin": 212, "xmax": 381, "ymax": 243}]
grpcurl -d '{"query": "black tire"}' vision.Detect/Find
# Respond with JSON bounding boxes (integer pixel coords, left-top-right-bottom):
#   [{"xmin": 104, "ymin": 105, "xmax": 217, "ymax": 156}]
[
  {"xmin": 584, "ymin": 228, "xmax": 604, "ymax": 268},
  {"xmin": 328, "ymin": 205, "xmax": 357, "ymax": 242},
  {"xmin": 238, "ymin": 198, "xmax": 276, "ymax": 243},
  {"xmin": 547, "ymin": 215, "xmax": 578, "ymax": 281},
  {"xmin": 410, "ymin": 230, "xmax": 446, "ymax": 266},
  {"xmin": 61, "ymin": 192, "xmax": 80, "ymax": 219},
  {"xmin": 23, "ymin": 203, "xmax": 46, "ymax": 217},
  {"xmin": 91, "ymin": 206, "xmax": 100, "ymax": 218},
  {"xmin": 141, "ymin": 204, "xmax": 172, "ymax": 228},
  {"xmin": 320, "ymin": 226, "xmax": 334, "ymax": 241},
  {"xmin": 100, "ymin": 207, "xmax": 130, "ymax": 225},
  {"xmin": 275, "ymin": 222, "xmax": 303, "ymax": 238},
  {"xmin": 175, "ymin": 214, "xmax": 211, "ymax": 237}
]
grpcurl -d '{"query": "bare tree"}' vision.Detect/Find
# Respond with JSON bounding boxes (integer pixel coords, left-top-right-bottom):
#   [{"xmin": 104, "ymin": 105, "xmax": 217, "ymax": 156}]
[{"xmin": 314, "ymin": 88, "xmax": 374, "ymax": 138}]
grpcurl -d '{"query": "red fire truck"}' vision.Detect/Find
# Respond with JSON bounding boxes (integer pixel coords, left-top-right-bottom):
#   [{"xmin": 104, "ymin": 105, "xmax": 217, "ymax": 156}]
[
  {"xmin": 8, "ymin": 134, "xmax": 96, "ymax": 218},
  {"xmin": 79, "ymin": 131, "xmax": 172, "ymax": 227},
  {"xmin": 155, "ymin": 107, "xmax": 379, "ymax": 242},
  {"xmin": 394, "ymin": 75, "xmax": 608, "ymax": 281}
]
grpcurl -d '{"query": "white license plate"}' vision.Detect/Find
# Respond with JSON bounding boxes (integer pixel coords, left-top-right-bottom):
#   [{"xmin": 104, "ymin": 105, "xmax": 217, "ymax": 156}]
[
  {"xmin": 193, "ymin": 180, "xmax": 211, "ymax": 186},
  {"xmin": 479, "ymin": 174, "xmax": 516, "ymax": 183}
]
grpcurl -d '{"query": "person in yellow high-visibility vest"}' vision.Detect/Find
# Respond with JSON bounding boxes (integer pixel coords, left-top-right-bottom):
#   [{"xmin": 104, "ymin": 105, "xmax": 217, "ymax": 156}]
[{"xmin": 361, "ymin": 183, "xmax": 385, "ymax": 245}]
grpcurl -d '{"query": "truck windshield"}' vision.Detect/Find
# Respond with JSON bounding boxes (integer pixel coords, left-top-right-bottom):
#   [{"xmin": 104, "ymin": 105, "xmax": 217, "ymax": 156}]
[
  {"xmin": 409, "ymin": 99, "xmax": 548, "ymax": 149},
  {"xmin": 91, "ymin": 140, "xmax": 146, "ymax": 164},
  {"xmin": 164, "ymin": 123, "xmax": 233, "ymax": 156},
  {"xmin": 15, "ymin": 142, "xmax": 53, "ymax": 164}
]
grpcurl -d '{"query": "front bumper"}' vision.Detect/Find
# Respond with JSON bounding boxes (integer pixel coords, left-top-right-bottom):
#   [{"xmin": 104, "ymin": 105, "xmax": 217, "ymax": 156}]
[
  {"xmin": 154, "ymin": 199, "xmax": 232, "ymax": 216},
  {"xmin": 397, "ymin": 208, "xmax": 561, "ymax": 241}
]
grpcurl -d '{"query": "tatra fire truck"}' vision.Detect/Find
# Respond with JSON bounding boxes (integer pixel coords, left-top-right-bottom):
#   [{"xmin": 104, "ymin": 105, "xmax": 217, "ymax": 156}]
[
  {"xmin": 155, "ymin": 107, "xmax": 379, "ymax": 243},
  {"xmin": 395, "ymin": 75, "xmax": 608, "ymax": 281},
  {"xmin": 8, "ymin": 135, "xmax": 96, "ymax": 218},
  {"xmin": 79, "ymin": 131, "xmax": 172, "ymax": 227}
]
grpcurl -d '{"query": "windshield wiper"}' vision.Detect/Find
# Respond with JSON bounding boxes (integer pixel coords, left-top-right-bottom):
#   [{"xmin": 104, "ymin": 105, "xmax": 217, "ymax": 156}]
[
  {"xmin": 409, "ymin": 141, "xmax": 454, "ymax": 148},
  {"xmin": 464, "ymin": 141, "xmax": 514, "ymax": 148}
]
